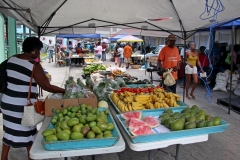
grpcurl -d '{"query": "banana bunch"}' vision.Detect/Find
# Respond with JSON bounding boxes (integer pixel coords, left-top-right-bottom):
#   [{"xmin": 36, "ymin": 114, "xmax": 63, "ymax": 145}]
[
  {"xmin": 164, "ymin": 98, "xmax": 179, "ymax": 107},
  {"xmin": 124, "ymin": 91, "xmax": 135, "ymax": 96},
  {"xmin": 132, "ymin": 102, "xmax": 145, "ymax": 110},
  {"xmin": 123, "ymin": 96, "xmax": 134, "ymax": 103},
  {"xmin": 134, "ymin": 95, "xmax": 150, "ymax": 105},
  {"xmin": 154, "ymin": 102, "xmax": 169, "ymax": 108},
  {"xmin": 145, "ymin": 102, "xmax": 155, "ymax": 109},
  {"xmin": 117, "ymin": 100, "xmax": 128, "ymax": 112}
]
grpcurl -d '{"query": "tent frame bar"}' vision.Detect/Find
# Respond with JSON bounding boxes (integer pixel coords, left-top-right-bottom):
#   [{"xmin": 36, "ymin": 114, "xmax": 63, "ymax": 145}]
[{"xmin": 0, "ymin": 6, "xmax": 29, "ymax": 11}]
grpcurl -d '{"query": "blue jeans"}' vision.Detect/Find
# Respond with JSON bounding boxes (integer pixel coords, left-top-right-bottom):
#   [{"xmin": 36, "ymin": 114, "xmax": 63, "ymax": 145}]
[
  {"xmin": 96, "ymin": 54, "xmax": 101, "ymax": 60},
  {"xmin": 102, "ymin": 51, "xmax": 106, "ymax": 61},
  {"xmin": 48, "ymin": 50, "xmax": 53, "ymax": 60}
]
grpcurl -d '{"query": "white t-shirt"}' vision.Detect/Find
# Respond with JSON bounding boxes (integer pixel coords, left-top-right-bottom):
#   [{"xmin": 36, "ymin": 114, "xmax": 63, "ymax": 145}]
[
  {"xmin": 118, "ymin": 48, "xmax": 124, "ymax": 58},
  {"xmin": 180, "ymin": 48, "xmax": 189, "ymax": 57},
  {"xmin": 96, "ymin": 46, "xmax": 102, "ymax": 54},
  {"xmin": 47, "ymin": 43, "xmax": 54, "ymax": 51}
]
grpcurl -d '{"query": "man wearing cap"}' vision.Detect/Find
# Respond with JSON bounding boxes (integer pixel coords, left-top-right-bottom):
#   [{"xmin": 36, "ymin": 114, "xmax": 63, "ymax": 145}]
[
  {"xmin": 124, "ymin": 43, "xmax": 132, "ymax": 69},
  {"xmin": 157, "ymin": 34, "xmax": 181, "ymax": 93}
]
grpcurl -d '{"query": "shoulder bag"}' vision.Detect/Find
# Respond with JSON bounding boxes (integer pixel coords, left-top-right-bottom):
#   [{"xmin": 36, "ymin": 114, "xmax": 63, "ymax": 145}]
[
  {"xmin": 21, "ymin": 63, "xmax": 45, "ymax": 126},
  {"xmin": 163, "ymin": 69, "xmax": 176, "ymax": 86}
]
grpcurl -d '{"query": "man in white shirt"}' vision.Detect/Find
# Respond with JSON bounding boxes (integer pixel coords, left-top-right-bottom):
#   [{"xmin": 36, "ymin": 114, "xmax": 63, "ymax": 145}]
[
  {"xmin": 47, "ymin": 40, "xmax": 55, "ymax": 63},
  {"xmin": 118, "ymin": 45, "xmax": 124, "ymax": 67}
]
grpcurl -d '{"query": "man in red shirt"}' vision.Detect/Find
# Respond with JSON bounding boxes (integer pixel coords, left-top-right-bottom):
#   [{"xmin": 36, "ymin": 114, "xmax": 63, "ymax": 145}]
[
  {"xmin": 198, "ymin": 46, "xmax": 210, "ymax": 81},
  {"xmin": 157, "ymin": 34, "xmax": 181, "ymax": 93}
]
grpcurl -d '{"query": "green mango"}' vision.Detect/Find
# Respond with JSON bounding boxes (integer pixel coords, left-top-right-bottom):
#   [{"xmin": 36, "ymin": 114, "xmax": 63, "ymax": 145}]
[
  {"xmin": 81, "ymin": 126, "xmax": 90, "ymax": 136},
  {"xmin": 164, "ymin": 117, "xmax": 175, "ymax": 129},
  {"xmin": 91, "ymin": 126, "xmax": 102, "ymax": 134},
  {"xmin": 96, "ymin": 134, "xmax": 103, "ymax": 138},
  {"xmin": 42, "ymin": 129, "xmax": 56, "ymax": 137},
  {"xmin": 59, "ymin": 117, "xmax": 64, "ymax": 122},
  {"xmin": 61, "ymin": 121, "xmax": 70, "ymax": 130},
  {"xmin": 164, "ymin": 109, "xmax": 173, "ymax": 115},
  {"xmin": 97, "ymin": 123, "xmax": 108, "ymax": 132},
  {"xmin": 87, "ymin": 112, "xmax": 94, "ymax": 116},
  {"xmin": 71, "ymin": 132, "xmax": 84, "ymax": 140},
  {"xmin": 76, "ymin": 113, "xmax": 81, "ymax": 118},
  {"xmin": 212, "ymin": 116, "xmax": 221, "ymax": 126},
  {"xmin": 72, "ymin": 124, "xmax": 83, "ymax": 132},
  {"xmin": 195, "ymin": 114, "xmax": 205, "ymax": 121},
  {"xmin": 91, "ymin": 108, "xmax": 98, "ymax": 114},
  {"xmin": 104, "ymin": 109, "xmax": 109, "ymax": 115},
  {"xmin": 64, "ymin": 116, "xmax": 70, "ymax": 121},
  {"xmin": 86, "ymin": 131, "xmax": 95, "ymax": 139},
  {"xmin": 62, "ymin": 129, "xmax": 71, "ymax": 135},
  {"xmin": 206, "ymin": 120, "xmax": 213, "ymax": 127},
  {"xmin": 103, "ymin": 130, "xmax": 112, "ymax": 136},
  {"xmin": 67, "ymin": 106, "xmax": 73, "ymax": 111},
  {"xmin": 45, "ymin": 135, "xmax": 58, "ymax": 142},
  {"xmin": 170, "ymin": 112, "xmax": 181, "ymax": 119},
  {"xmin": 67, "ymin": 118, "xmax": 79, "ymax": 127},
  {"xmin": 197, "ymin": 109, "xmax": 207, "ymax": 116},
  {"xmin": 196, "ymin": 120, "xmax": 206, "ymax": 128},
  {"xmin": 107, "ymin": 123, "xmax": 114, "ymax": 131},
  {"xmin": 89, "ymin": 121, "xmax": 97, "ymax": 127},
  {"xmin": 171, "ymin": 119, "xmax": 185, "ymax": 131},
  {"xmin": 56, "ymin": 127, "xmax": 62, "ymax": 133},
  {"xmin": 51, "ymin": 118, "xmax": 57, "ymax": 125},
  {"xmin": 86, "ymin": 115, "xmax": 97, "ymax": 122},
  {"xmin": 81, "ymin": 109, "xmax": 87, "ymax": 115},
  {"xmin": 71, "ymin": 107, "xmax": 79, "ymax": 113},
  {"xmin": 79, "ymin": 118, "xmax": 86, "ymax": 124},
  {"xmin": 159, "ymin": 113, "xmax": 170, "ymax": 125},
  {"xmin": 205, "ymin": 114, "xmax": 212, "ymax": 121},
  {"xmin": 104, "ymin": 134, "xmax": 113, "ymax": 138},
  {"xmin": 56, "ymin": 110, "xmax": 60, "ymax": 114},
  {"xmin": 57, "ymin": 113, "xmax": 63, "ymax": 118},
  {"xmin": 57, "ymin": 132, "xmax": 70, "ymax": 140},
  {"xmin": 186, "ymin": 115, "xmax": 196, "ymax": 122},
  {"xmin": 184, "ymin": 122, "xmax": 196, "ymax": 130},
  {"xmin": 63, "ymin": 109, "xmax": 68, "ymax": 115},
  {"xmin": 181, "ymin": 107, "xmax": 190, "ymax": 114},
  {"xmin": 67, "ymin": 112, "xmax": 72, "ymax": 117},
  {"xmin": 70, "ymin": 113, "xmax": 76, "ymax": 118}
]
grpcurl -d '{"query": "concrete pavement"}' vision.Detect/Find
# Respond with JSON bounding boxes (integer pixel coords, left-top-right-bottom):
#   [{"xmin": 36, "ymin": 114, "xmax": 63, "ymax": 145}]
[{"xmin": 1, "ymin": 59, "xmax": 240, "ymax": 160}]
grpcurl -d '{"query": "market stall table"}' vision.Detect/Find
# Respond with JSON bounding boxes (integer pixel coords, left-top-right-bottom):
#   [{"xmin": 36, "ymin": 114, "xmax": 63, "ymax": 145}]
[
  {"xmin": 109, "ymin": 107, "xmax": 208, "ymax": 160},
  {"xmin": 30, "ymin": 117, "xmax": 125, "ymax": 160},
  {"xmin": 131, "ymin": 54, "xmax": 143, "ymax": 64},
  {"xmin": 70, "ymin": 56, "xmax": 84, "ymax": 67}
]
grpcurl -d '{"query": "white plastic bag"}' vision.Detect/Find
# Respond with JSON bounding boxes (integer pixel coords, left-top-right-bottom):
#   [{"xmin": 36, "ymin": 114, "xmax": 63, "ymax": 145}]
[
  {"xmin": 234, "ymin": 84, "xmax": 240, "ymax": 96},
  {"xmin": 163, "ymin": 69, "xmax": 176, "ymax": 86},
  {"xmin": 213, "ymin": 72, "xmax": 228, "ymax": 92}
]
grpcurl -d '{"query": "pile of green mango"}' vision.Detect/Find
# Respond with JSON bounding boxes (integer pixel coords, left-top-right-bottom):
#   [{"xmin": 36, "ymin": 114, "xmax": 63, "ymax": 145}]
[
  {"xmin": 42, "ymin": 104, "xmax": 115, "ymax": 142},
  {"xmin": 159, "ymin": 105, "xmax": 222, "ymax": 131}
]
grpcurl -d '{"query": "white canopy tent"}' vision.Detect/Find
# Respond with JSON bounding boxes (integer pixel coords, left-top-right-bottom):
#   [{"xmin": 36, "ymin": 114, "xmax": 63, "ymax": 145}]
[{"xmin": 1, "ymin": 0, "xmax": 240, "ymax": 39}]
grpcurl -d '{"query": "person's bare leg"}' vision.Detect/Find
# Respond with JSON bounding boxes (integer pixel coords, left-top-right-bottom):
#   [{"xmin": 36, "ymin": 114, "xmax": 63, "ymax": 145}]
[
  {"xmin": 190, "ymin": 74, "xmax": 198, "ymax": 99},
  {"xmin": 185, "ymin": 74, "xmax": 192, "ymax": 100},
  {"xmin": 27, "ymin": 145, "xmax": 33, "ymax": 160},
  {"xmin": 1, "ymin": 143, "xmax": 10, "ymax": 160}
]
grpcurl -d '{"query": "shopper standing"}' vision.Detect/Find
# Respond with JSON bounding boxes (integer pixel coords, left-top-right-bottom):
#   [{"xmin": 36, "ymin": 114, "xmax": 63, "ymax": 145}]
[
  {"xmin": 47, "ymin": 39, "xmax": 54, "ymax": 63},
  {"xmin": 102, "ymin": 42, "xmax": 107, "ymax": 61},
  {"xmin": 157, "ymin": 34, "xmax": 181, "ymax": 93},
  {"xmin": 118, "ymin": 45, "xmax": 124, "ymax": 67},
  {"xmin": 95, "ymin": 42, "xmax": 102, "ymax": 60},
  {"xmin": 124, "ymin": 43, "xmax": 132, "ymax": 69},
  {"xmin": 185, "ymin": 42, "xmax": 204, "ymax": 100}
]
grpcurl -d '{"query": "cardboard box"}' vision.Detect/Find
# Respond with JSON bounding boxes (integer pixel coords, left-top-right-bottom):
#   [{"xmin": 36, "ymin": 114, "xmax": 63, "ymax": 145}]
[{"xmin": 45, "ymin": 97, "xmax": 98, "ymax": 117}]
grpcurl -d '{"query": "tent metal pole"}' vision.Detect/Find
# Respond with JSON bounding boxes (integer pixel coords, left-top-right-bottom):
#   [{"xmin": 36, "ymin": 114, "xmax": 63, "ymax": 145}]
[
  {"xmin": 228, "ymin": 25, "xmax": 235, "ymax": 114},
  {"xmin": 182, "ymin": 31, "xmax": 187, "ymax": 102}
]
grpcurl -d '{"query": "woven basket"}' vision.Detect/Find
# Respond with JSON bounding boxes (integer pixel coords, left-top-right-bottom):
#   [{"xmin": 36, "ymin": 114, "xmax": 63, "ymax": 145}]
[{"xmin": 131, "ymin": 64, "xmax": 141, "ymax": 69}]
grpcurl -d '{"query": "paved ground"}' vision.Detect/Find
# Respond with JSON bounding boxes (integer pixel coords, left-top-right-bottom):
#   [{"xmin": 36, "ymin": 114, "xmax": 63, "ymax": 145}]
[{"xmin": 1, "ymin": 58, "xmax": 240, "ymax": 160}]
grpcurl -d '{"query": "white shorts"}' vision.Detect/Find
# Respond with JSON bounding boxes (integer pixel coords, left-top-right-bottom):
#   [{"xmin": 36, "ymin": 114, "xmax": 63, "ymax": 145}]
[{"xmin": 185, "ymin": 65, "xmax": 197, "ymax": 74}]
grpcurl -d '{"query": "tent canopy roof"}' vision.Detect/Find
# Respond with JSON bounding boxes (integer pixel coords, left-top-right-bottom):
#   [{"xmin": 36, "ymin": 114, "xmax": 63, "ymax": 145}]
[{"xmin": 2, "ymin": 0, "xmax": 240, "ymax": 39}]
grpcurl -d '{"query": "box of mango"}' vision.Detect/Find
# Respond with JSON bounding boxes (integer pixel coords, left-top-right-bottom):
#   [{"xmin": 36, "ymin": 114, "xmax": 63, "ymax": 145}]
[{"xmin": 41, "ymin": 104, "xmax": 121, "ymax": 150}]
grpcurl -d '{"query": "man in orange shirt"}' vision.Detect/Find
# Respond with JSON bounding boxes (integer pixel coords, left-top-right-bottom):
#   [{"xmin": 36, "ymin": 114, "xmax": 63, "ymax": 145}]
[
  {"xmin": 124, "ymin": 43, "xmax": 132, "ymax": 69},
  {"xmin": 157, "ymin": 34, "xmax": 181, "ymax": 93}
]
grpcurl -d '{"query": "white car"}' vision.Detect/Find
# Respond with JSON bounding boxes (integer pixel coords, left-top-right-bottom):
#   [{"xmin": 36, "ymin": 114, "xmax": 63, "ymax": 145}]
[{"xmin": 145, "ymin": 45, "xmax": 165, "ymax": 58}]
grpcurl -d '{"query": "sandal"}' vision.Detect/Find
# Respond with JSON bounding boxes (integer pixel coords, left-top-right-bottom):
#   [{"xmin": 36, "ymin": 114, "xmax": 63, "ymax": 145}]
[
  {"xmin": 186, "ymin": 96, "xmax": 191, "ymax": 100},
  {"xmin": 190, "ymin": 94, "xmax": 195, "ymax": 99}
]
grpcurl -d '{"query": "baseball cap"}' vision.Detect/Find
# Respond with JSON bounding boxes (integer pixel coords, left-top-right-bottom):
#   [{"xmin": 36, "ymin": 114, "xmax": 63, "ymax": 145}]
[{"xmin": 168, "ymin": 34, "xmax": 176, "ymax": 41}]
